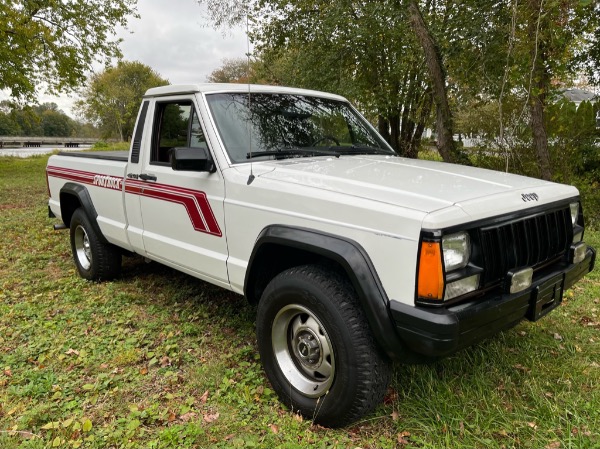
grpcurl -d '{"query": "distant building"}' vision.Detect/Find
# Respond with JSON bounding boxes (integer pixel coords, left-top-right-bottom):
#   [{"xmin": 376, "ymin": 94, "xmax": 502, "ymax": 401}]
[
  {"xmin": 561, "ymin": 88, "xmax": 596, "ymax": 106},
  {"xmin": 561, "ymin": 88, "xmax": 599, "ymax": 128}
]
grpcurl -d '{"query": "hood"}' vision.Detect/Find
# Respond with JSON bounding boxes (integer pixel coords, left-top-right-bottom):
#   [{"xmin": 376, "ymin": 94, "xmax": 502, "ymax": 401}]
[{"xmin": 244, "ymin": 155, "xmax": 578, "ymax": 220}]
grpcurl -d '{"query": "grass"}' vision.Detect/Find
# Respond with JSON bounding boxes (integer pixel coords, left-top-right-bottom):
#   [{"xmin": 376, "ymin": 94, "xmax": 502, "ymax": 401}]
[{"xmin": 0, "ymin": 155, "xmax": 599, "ymax": 448}]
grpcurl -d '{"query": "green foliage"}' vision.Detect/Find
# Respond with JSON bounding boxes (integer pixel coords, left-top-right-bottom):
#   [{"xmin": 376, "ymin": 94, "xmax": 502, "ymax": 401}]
[
  {"xmin": 0, "ymin": 0, "xmax": 138, "ymax": 101},
  {"xmin": 207, "ymin": 58, "xmax": 251, "ymax": 83},
  {"xmin": 458, "ymin": 95, "xmax": 600, "ymax": 226},
  {"xmin": 0, "ymin": 101, "xmax": 82, "ymax": 137},
  {"xmin": 1, "ymin": 155, "xmax": 599, "ymax": 448},
  {"xmin": 76, "ymin": 61, "xmax": 169, "ymax": 141}
]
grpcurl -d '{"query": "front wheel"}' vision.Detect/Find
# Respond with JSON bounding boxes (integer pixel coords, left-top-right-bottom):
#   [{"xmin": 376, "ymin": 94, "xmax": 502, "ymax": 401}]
[
  {"xmin": 256, "ymin": 265, "xmax": 391, "ymax": 427},
  {"xmin": 69, "ymin": 208, "xmax": 121, "ymax": 281}
]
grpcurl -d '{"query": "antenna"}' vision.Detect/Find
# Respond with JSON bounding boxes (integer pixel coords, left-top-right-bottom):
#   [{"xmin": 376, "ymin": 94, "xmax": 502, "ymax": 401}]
[{"xmin": 246, "ymin": 11, "xmax": 255, "ymax": 185}]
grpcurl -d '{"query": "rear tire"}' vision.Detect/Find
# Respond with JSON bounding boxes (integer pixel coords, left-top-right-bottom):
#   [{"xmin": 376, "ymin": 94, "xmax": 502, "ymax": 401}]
[
  {"xmin": 69, "ymin": 208, "xmax": 121, "ymax": 281},
  {"xmin": 256, "ymin": 264, "xmax": 391, "ymax": 427}
]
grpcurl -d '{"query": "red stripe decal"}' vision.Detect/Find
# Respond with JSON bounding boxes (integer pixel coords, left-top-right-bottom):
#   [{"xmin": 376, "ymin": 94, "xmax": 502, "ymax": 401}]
[{"xmin": 47, "ymin": 166, "xmax": 222, "ymax": 237}]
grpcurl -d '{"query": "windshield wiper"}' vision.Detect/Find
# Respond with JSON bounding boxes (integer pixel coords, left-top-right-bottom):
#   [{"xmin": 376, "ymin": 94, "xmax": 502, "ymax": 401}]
[
  {"xmin": 331, "ymin": 145, "xmax": 395, "ymax": 156},
  {"xmin": 246, "ymin": 148, "xmax": 340, "ymax": 160}
]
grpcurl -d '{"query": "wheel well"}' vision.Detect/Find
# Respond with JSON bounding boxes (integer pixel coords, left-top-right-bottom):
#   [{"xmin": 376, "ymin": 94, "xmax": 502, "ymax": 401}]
[
  {"xmin": 245, "ymin": 243, "xmax": 348, "ymax": 305},
  {"xmin": 59, "ymin": 192, "xmax": 82, "ymax": 227}
]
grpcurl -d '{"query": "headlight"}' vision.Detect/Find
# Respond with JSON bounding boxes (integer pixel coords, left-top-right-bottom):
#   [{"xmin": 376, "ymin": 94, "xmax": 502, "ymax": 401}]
[
  {"xmin": 570, "ymin": 202, "xmax": 579, "ymax": 227},
  {"xmin": 442, "ymin": 232, "xmax": 470, "ymax": 271}
]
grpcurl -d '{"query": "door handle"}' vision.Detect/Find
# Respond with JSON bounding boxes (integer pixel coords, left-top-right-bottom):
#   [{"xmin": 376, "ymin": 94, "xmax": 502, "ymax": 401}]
[{"xmin": 139, "ymin": 173, "xmax": 157, "ymax": 182}]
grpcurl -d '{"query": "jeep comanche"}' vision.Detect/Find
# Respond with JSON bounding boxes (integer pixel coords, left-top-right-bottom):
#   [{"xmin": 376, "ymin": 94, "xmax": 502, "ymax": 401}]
[{"xmin": 46, "ymin": 83, "xmax": 596, "ymax": 427}]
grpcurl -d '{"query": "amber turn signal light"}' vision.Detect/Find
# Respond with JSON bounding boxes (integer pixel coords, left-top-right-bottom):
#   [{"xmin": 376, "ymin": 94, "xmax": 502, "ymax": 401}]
[{"xmin": 417, "ymin": 241, "xmax": 444, "ymax": 300}]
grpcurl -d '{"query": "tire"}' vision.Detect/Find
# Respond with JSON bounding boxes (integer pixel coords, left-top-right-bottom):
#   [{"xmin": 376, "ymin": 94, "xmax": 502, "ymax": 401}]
[
  {"xmin": 256, "ymin": 264, "xmax": 391, "ymax": 427},
  {"xmin": 69, "ymin": 208, "xmax": 121, "ymax": 281}
]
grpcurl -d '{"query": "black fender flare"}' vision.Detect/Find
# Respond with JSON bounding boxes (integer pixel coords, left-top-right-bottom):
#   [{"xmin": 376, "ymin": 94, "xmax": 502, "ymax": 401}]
[
  {"xmin": 245, "ymin": 225, "xmax": 407, "ymax": 360},
  {"xmin": 59, "ymin": 182, "xmax": 109, "ymax": 245}
]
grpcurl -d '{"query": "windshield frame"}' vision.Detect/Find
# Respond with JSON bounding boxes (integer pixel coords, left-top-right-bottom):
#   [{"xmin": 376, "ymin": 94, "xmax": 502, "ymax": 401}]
[{"xmin": 203, "ymin": 91, "xmax": 395, "ymax": 165}]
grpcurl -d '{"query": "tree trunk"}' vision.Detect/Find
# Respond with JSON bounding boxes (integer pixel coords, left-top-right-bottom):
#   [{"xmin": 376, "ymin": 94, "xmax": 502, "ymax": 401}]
[
  {"xmin": 527, "ymin": 0, "xmax": 552, "ymax": 181},
  {"xmin": 407, "ymin": 0, "xmax": 458, "ymax": 163},
  {"xmin": 378, "ymin": 115, "xmax": 391, "ymax": 144},
  {"xmin": 409, "ymin": 90, "xmax": 433, "ymax": 159},
  {"xmin": 529, "ymin": 90, "xmax": 552, "ymax": 180}
]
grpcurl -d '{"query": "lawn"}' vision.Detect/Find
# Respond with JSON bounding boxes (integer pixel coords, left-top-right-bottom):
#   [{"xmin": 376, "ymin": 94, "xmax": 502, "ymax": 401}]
[{"xmin": 0, "ymin": 155, "xmax": 599, "ymax": 448}]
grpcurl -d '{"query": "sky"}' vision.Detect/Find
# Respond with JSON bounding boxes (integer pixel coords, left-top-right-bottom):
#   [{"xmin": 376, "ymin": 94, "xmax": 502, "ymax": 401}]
[{"xmin": 2, "ymin": 0, "xmax": 250, "ymax": 118}]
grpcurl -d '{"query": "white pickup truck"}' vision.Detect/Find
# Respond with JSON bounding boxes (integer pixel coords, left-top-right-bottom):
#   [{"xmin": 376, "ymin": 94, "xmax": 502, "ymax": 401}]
[{"xmin": 47, "ymin": 83, "xmax": 595, "ymax": 427}]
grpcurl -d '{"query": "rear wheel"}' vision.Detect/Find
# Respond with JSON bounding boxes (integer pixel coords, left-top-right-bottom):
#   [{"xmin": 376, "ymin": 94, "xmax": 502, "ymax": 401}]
[
  {"xmin": 69, "ymin": 208, "xmax": 121, "ymax": 280},
  {"xmin": 256, "ymin": 265, "xmax": 391, "ymax": 427}
]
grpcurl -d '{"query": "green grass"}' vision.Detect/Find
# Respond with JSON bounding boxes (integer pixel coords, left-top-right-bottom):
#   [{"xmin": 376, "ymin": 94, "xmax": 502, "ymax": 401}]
[{"xmin": 1, "ymin": 155, "xmax": 599, "ymax": 448}]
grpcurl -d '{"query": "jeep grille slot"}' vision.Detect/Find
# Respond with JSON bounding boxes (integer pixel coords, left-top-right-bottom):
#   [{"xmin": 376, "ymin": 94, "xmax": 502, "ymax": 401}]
[{"xmin": 479, "ymin": 206, "xmax": 571, "ymax": 286}]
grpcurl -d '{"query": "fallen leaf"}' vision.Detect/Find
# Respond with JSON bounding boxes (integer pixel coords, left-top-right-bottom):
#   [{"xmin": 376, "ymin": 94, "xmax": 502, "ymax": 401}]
[
  {"xmin": 160, "ymin": 356, "xmax": 171, "ymax": 367},
  {"xmin": 527, "ymin": 422, "xmax": 537, "ymax": 430},
  {"xmin": 4, "ymin": 368, "xmax": 12, "ymax": 377},
  {"xmin": 199, "ymin": 390, "xmax": 209, "ymax": 404},
  {"xmin": 179, "ymin": 412, "xmax": 197, "ymax": 422},
  {"xmin": 545, "ymin": 441, "xmax": 561, "ymax": 449},
  {"xmin": 82, "ymin": 418, "xmax": 92, "ymax": 432},
  {"xmin": 391, "ymin": 410, "xmax": 399, "ymax": 421},
  {"xmin": 203, "ymin": 412, "xmax": 220, "ymax": 423},
  {"xmin": 269, "ymin": 423, "xmax": 279, "ymax": 434},
  {"xmin": 62, "ymin": 418, "xmax": 74, "ymax": 428},
  {"xmin": 293, "ymin": 413, "xmax": 303, "ymax": 423},
  {"xmin": 139, "ymin": 367, "xmax": 148, "ymax": 375},
  {"xmin": 65, "ymin": 348, "xmax": 79, "ymax": 356},
  {"xmin": 553, "ymin": 333, "xmax": 563, "ymax": 341},
  {"xmin": 167, "ymin": 412, "xmax": 176, "ymax": 422},
  {"xmin": 224, "ymin": 434, "xmax": 235, "ymax": 440},
  {"xmin": 384, "ymin": 387, "xmax": 398, "ymax": 404},
  {"xmin": 514, "ymin": 364, "xmax": 531, "ymax": 373},
  {"xmin": 41, "ymin": 421, "xmax": 60, "ymax": 430},
  {"xmin": 397, "ymin": 433, "xmax": 409, "ymax": 445}
]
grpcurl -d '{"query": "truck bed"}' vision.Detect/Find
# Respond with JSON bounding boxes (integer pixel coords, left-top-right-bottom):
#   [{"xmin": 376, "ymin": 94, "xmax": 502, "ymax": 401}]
[{"xmin": 57, "ymin": 150, "xmax": 129, "ymax": 162}]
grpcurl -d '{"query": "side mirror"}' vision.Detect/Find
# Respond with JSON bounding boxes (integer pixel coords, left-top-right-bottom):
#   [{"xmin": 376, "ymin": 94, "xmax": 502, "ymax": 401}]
[{"xmin": 170, "ymin": 147, "xmax": 216, "ymax": 173}]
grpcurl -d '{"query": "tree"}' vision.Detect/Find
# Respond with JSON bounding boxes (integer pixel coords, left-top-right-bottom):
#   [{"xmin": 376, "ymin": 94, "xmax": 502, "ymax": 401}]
[
  {"xmin": 207, "ymin": 58, "xmax": 251, "ymax": 83},
  {"xmin": 0, "ymin": 0, "xmax": 138, "ymax": 101},
  {"xmin": 0, "ymin": 113, "xmax": 21, "ymax": 136},
  {"xmin": 251, "ymin": 0, "xmax": 436, "ymax": 157},
  {"xmin": 406, "ymin": 0, "xmax": 458, "ymax": 163},
  {"xmin": 76, "ymin": 61, "xmax": 168, "ymax": 141}
]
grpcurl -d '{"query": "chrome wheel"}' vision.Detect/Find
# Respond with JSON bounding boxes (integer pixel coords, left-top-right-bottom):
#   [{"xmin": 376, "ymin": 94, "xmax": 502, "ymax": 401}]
[
  {"xmin": 74, "ymin": 224, "xmax": 92, "ymax": 270},
  {"xmin": 272, "ymin": 304, "xmax": 335, "ymax": 398}
]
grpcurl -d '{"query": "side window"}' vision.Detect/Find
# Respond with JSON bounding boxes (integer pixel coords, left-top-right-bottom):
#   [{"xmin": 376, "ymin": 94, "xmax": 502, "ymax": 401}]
[{"xmin": 151, "ymin": 101, "xmax": 208, "ymax": 164}]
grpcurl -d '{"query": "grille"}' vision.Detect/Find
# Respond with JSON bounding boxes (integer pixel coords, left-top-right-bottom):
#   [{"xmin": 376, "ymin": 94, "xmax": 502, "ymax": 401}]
[{"xmin": 479, "ymin": 206, "xmax": 572, "ymax": 286}]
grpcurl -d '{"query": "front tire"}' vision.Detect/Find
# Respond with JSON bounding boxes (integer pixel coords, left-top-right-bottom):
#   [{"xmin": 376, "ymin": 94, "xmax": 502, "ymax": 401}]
[
  {"xmin": 69, "ymin": 208, "xmax": 121, "ymax": 281},
  {"xmin": 256, "ymin": 265, "xmax": 391, "ymax": 427}
]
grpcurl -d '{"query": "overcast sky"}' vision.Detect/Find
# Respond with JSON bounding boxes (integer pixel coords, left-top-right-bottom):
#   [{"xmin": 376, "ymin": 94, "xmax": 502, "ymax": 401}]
[{"xmin": 4, "ymin": 0, "xmax": 249, "ymax": 118}]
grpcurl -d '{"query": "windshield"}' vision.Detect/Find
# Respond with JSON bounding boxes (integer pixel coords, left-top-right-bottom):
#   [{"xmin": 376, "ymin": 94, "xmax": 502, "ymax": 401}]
[{"xmin": 205, "ymin": 93, "xmax": 394, "ymax": 163}]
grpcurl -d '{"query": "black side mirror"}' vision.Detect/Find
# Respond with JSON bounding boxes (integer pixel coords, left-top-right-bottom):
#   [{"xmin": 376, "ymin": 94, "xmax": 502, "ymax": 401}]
[{"xmin": 170, "ymin": 147, "xmax": 216, "ymax": 173}]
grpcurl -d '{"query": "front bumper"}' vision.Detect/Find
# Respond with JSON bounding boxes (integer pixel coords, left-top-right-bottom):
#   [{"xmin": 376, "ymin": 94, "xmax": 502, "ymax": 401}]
[{"xmin": 390, "ymin": 246, "xmax": 596, "ymax": 359}]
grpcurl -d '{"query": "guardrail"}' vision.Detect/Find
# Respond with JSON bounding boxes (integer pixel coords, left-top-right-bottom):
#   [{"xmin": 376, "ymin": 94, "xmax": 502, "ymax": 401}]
[{"xmin": 0, "ymin": 137, "xmax": 100, "ymax": 148}]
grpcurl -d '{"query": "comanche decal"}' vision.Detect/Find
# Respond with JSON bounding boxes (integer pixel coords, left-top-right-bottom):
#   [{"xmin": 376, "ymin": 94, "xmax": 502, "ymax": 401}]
[{"xmin": 46, "ymin": 165, "xmax": 222, "ymax": 237}]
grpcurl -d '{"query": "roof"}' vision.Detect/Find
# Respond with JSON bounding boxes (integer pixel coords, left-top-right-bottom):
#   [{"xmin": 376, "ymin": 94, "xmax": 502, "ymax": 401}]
[
  {"xmin": 144, "ymin": 83, "xmax": 347, "ymax": 102},
  {"xmin": 561, "ymin": 88, "xmax": 597, "ymax": 103}
]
